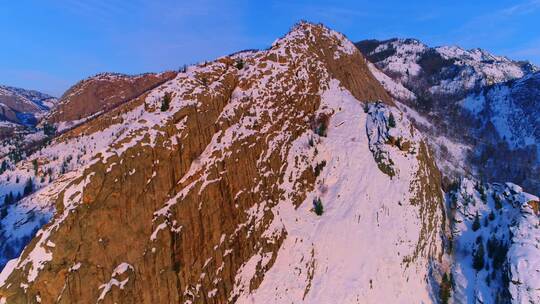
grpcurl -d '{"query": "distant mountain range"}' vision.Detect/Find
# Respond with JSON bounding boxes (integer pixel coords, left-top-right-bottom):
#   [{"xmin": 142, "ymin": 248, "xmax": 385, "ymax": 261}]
[
  {"xmin": 357, "ymin": 38, "xmax": 540, "ymax": 193},
  {"xmin": 0, "ymin": 86, "xmax": 57, "ymax": 137}
]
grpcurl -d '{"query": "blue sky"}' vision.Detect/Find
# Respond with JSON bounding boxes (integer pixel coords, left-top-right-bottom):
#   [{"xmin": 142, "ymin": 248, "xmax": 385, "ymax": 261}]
[{"xmin": 1, "ymin": 0, "xmax": 539, "ymax": 96}]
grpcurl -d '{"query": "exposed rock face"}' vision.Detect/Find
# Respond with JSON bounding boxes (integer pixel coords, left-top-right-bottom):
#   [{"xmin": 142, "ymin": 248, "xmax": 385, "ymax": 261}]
[
  {"xmin": 0, "ymin": 23, "xmax": 445, "ymax": 304},
  {"xmin": 357, "ymin": 37, "xmax": 540, "ymax": 304},
  {"xmin": 44, "ymin": 71, "xmax": 177, "ymax": 131}
]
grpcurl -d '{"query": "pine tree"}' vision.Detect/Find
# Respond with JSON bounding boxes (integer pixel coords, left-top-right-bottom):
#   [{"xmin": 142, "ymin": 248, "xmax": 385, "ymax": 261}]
[
  {"xmin": 439, "ymin": 273, "xmax": 452, "ymax": 304},
  {"xmin": 160, "ymin": 92, "xmax": 172, "ymax": 112},
  {"xmin": 0, "ymin": 206, "xmax": 6, "ymax": 219},
  {"xmin": 494, "ymin": 194, "xmax": 502, "ymax": 210},
  {"xmin": 388, "ymin": 113, "xmax": 396, "ymax": 128},
  {"xmin": 313, "ymin": 197, "xmax": 324, "ymax": 216},
  {"xmin": 235, "ymin": 59, "xmax": 244, "ymax": 70},
  {"xmin": 3, "ymin": 192, "xmax": 12, "ymax": 205},
  {"xmin": 0, "ymin": 159, "xmax": 7, "ymax": 174},
  {"xmin": 473, "ymin": 242, "xmax": 485, "ymax": 271},
  {"xmin": 32, "ymin": 159, "xmax": 38, "ymax": 175},
  {"xmin": 472, "ymin": 212, "xmax": 481, "ymax": 231},
  {"xmin": 23, "ymin": 178, "xmax": 34, "ymax": 196},
  {"xmin": 43, "ymin": 122, "xmax": 57, "ymax": 137}
]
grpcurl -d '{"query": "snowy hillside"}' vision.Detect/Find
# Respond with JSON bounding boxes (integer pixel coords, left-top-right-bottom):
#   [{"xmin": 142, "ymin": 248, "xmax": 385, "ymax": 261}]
[
  {"xmin": 0, "ymin": 22, "xmax": 448, "ymax": 303},
  {"xmin": 460, "ymin": 71, "xmax": 540, "ymax": 149},
  {"xmin": 448, "ymin": 178, "xmax": 540, "ymax": 304},
  {"xmin": 232, "ymin": 87, "xmax": 445, "ymax": 303},
  {"xmin": 357, "ymin": 38, "xmax": 540, "ymax": 194},
  {"xmin": 356, "ymin": 38, "xmax": 536, "ymax": 99},
  {"xmin": 43, "ymin": 71, "xmax": 175, "ymax": 132}
]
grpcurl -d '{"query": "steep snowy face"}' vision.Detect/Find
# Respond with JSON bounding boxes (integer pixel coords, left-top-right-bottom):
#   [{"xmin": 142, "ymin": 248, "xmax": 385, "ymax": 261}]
[
  {"xmin": 448, "ymin": 178, "xmax": 540, "ymax": 304},
  {"xmin": 234, "ymin": 92, "xmax": 445, "ymax": 304},
  {"xmin": 0, "ymin": 85, "xmax": 57, "ymax": 133},
  {"xmin": 456, "ymin": 71, "xmax": 540, "ymax": 192},
  {"xmin": 461, "ymin": 71, "xmax": 540, "ymax": 148},
  {"xmin": 0, "ymin": 23, "xmax": 445, "ymax": 303}
]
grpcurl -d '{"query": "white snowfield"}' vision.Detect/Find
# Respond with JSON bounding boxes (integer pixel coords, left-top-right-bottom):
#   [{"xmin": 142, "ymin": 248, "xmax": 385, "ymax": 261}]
[
  {"xmin": 233, "ymin": 80, "xmax": 444, "ymax": 303},
  {"xmin": 460, "ymin": 72, "xmax": 540, "ymax": 150}
]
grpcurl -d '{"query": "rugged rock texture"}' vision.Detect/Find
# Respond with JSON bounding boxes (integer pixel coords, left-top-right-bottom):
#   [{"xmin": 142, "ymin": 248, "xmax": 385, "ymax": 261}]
[
  {"xmin": 44, "ymin": 71, "xmax": 177, "ymax": 131},
  {"xmin": 0, "ymin": 23, "xmax": 444, "ymax": 304}
]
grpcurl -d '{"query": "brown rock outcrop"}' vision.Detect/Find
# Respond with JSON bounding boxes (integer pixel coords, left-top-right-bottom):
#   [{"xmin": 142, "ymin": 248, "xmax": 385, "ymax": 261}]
[{"xmin": 45, "ymin": 71, "xmax": 177, "ymax": 126}]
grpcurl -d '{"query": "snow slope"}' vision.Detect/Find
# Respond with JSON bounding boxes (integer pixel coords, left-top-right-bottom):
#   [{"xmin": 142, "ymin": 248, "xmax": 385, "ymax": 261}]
[
  {"xmin": 449, "ymin": 178, "xmax": 540, "ymax": 304},
  {"xmin": 234, "ymin": 81, "xmax": 444, "ymax": 303},
  {"xmin": 357, "ymin": 38, "xmax": 540, "ymax": 194}
]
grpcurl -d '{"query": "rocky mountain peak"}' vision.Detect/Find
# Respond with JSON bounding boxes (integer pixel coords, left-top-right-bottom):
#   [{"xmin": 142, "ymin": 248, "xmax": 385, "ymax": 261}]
[
  {"xmin": 1, "ymin": 21, "xmax": 538, "ymax": 304},
  {"xmin": 0, "ymin": 23, "xmax": 444, "ymax": 303}
]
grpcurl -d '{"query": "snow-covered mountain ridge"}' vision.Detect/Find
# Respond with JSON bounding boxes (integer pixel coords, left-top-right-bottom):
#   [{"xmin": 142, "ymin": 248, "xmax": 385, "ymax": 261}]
[
  {"xmin": 357, "ymin": 38, "xmax": 540, "ymax": 194},
  {"xmin": 356, "ymin": 38, "xmax": 536, "ymax": 99},
  {"xmin": 357, "ymin": 38, "xmax": 540, "ymax": 303},
  {"xmin": 0, "ymin": 23, "xmax": 537, "ymax": 304},
  {"xmin": 0, "ymin": 22, "xmax": 449, "ymax": 303}
]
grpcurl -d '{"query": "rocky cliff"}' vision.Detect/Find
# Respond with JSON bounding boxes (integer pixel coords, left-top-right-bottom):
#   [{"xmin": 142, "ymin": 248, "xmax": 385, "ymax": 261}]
[
  {"xmin": 0, "ymin": 23, "xmax": 447, "ymax": 303},
  {"xmin": 44, "ymin": 71, "xmax": 177, "ymax": 132}
]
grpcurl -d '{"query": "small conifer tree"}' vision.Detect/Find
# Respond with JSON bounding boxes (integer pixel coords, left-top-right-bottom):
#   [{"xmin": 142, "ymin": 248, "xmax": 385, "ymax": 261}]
[
  {"xmin": 388, "ymin": 113, "xmax": 396, "ymax": 128},
  {"xmin": 160, "ymin": 92, "xmax": 172, "ymax": 112},
  {"xmin": 23, "ymin": 178, "xmax": 34, "ymax": 196},
  {"xmin": 439, "ymin": 273, "xmax": 452, "ymax": 304},
  {"xmin": 33, "ymin": 159, "xmax": 38, "ymax": 175},
  {"xmin": 472, "ymin": 212, "xmax": 481, "ymax": 231},
  {"xmin": 313, "ymin": 197, "xmax": 324, "ymax": 216},
  {"xmin": 235, "ymin": 59, "xmax": 244, "ymax": 70},
  {"xmin": 473, "ymin": 242, "xmax": 485, "ymax": 271}
]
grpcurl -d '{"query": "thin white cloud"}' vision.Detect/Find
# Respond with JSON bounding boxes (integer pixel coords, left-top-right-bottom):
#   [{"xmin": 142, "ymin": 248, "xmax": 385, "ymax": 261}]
[{"xmin": 501, "ymin": 0, "xmax": 540, "ymax": 16}]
